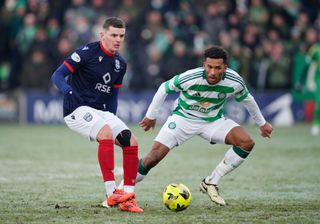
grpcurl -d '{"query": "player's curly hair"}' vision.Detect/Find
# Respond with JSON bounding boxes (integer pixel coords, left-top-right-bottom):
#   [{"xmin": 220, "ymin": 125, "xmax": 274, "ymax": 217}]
[
  {"xmin": 103, "ymin": 17, "xmax": 126, "ymax": 30},
  {"xmin": 204, "ymin": 45, "xmax": 228, "ymax": 64}
]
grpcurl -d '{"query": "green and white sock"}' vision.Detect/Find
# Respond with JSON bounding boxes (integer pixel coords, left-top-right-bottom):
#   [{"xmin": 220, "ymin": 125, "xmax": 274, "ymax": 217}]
[
  {"xmin": 205, "ymin": 146, "xmax": 249, "ymax": 185},
  {"xmin": 136, "ymin": 159, "xmax": 149, "ymax": 183}
]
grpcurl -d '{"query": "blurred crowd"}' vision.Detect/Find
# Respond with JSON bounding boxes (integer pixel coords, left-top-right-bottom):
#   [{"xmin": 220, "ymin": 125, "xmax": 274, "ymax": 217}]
[{"xmin": 0, "ymin": 0, "xmax": 319, "ymax": 92}]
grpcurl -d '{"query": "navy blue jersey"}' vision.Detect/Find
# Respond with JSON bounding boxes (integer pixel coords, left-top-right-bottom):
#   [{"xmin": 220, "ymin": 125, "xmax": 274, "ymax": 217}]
[{"xmin": 52, "ymin": 41, "xmax": 127, "ymax": 116}]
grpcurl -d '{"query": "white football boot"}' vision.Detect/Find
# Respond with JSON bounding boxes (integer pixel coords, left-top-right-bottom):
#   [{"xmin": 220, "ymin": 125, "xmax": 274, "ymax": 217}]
[{"xmin": 200, "ymin": 179, "xmax": 226, "ymax": 206}]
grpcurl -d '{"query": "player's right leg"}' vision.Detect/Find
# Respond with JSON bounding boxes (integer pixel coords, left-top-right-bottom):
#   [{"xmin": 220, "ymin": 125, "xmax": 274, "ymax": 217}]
[{"xmin": 138, "ymin": 141, "xmax": 170, "ymax": 180}]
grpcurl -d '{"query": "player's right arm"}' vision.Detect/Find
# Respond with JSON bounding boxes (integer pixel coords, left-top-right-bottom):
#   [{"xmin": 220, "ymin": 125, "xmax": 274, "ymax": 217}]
[
  {"xmin": 139, "ymin": 82, "xmax": 168, "ymax": 131},
  {"xmin": 51, "ymin": 47, "xmax": 91, "ymax": 115},
  {"xmin": 51, "ymin": 62, "xmax": 83, "ymax": 112},
  {"xmin": 139, "ymin": 74, "xmax": 181, "ymax": 131},
  {"xmin": 51, "ymin": 64, "xmax": 73, "ymax": 94},
  {"xmin": 51, "ymin": 48, "xmax": 87, "ymax": 97}
]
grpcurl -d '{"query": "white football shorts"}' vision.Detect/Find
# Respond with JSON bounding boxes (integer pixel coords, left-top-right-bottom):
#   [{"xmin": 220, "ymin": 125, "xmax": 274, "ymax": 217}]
[
  {"xmin": 64, "ymin": 106, "xmax": 129, "ymax": 141},
  {"xmin": 155, "ymin": 114, "xmax": 239, "ymax": 149}
]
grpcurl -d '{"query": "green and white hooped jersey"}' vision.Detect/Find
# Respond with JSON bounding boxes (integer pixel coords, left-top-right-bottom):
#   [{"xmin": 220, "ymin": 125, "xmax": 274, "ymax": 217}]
[{"xmin": 164, "ymin": 67, "xmax": 249, "ymax": 122}]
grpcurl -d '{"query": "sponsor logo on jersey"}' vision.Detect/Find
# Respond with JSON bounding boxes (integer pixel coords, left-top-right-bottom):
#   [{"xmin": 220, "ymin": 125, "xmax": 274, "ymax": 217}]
[
  {"xmin": 102, "ymin": 72, "xmax": 111, "ymax": 83},
  {"xmin": 168, "ymin": 122, "xmax": 176, "ymax": 129},
  {"xmin": 200, "ymin": 102, "xmax": 211, "ymax": 108},
  {"xmin": 95, "ymin": 72, "xmax": 112, "ymax": 93},
  {"xmin": 189, "ymin": 105, "xmax": 214, "ymax": 113},
  {"xmin": 71, "ymin": 52, "xmax": 81, "ymax": 62},
  {"xmin": 99, "ymin": 56, "xmax": 103, "ymax": 62},
  {"xmin": 114, "ymin": 59, "xmax": 120, "ymax": 72},
  {"xmin": 83, "ymin": 112, "xmax": 93, "ymax": 122}
]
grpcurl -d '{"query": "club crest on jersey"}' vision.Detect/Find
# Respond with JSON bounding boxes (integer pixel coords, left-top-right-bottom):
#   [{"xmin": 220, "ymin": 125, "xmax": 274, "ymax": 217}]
[
  {"xmin": 168, "ymin": 122, "xmax": 176, "ymax": 129},
  {"xmin": 99, "ymin": 56, "xmax": 103, "ymax": 62},
  {"xmin": 218, "ymin": 92, "xmax": 227, "ymax": 99},
  {"xmin": 83, "ymin": 112, "xmax": 93, "ymax": 122},
  {"xmin": 114, "ymin": 59, "xmax": 120, "ymax": 72},
  {"xmin": 71, "ymin": 52, "xmax": 81, "ymax": 62}
]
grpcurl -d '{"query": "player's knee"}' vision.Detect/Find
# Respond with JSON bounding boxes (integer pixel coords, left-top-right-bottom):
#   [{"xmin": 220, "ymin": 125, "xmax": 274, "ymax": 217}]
[
  {"xmin": 96, "ymin": 125, "xmax": 113, "ymax": 141},
  {"xmin": 130, "ymin": 134, "xmax": 138, "ymax": 146},
  {"xmin": 116, "ymin": 129, "xmax": 132, "ymax": 147},
  {"xmin": 239, "ymin": 137, "xmax": 255, "ymax": 151}
]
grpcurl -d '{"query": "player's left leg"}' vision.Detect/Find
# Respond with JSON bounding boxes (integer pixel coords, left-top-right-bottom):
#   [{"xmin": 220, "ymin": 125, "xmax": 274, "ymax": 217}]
[
  {"xmin": 206, "ymin": 126, "xmax": 254, "ymax": 185},
  {"xmin": 115, "ymin": 130, "xmax": 139, "ymax": 194},
  {"xmin": 114, "ymin": 131, "xmax": 143, "ymax": 212},
  {"xmin": 199, "ymin": 118, "xmax": 254, "ymax": 205},
  {"xmin": 117, "ymin": 141, "xmax": 170, "ymax": 191}
]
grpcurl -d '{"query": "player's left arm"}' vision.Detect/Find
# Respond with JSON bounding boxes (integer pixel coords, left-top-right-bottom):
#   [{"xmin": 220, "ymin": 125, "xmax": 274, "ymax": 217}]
[{"xmin": 241, "ymin": 94, "xmax": 273, "ymax": 138}]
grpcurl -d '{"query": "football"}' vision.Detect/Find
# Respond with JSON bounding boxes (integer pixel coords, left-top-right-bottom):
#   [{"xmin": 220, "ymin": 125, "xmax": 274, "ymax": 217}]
[{"xmin": 162, "ymin": 183, "xmax": 192, "ymax": 211}]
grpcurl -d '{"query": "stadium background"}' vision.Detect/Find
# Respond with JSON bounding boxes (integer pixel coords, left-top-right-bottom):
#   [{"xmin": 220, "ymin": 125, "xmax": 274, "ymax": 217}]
[{"xmin": 0, "ymin": 0, "xmax": 319, "ymax": 124}]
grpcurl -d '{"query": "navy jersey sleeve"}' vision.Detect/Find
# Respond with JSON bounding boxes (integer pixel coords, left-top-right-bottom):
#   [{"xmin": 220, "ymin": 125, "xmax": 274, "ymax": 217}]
[
  {"xmin": 51, "ymin": 64, "xmax": 72, "ymax": 94},
  {"xmin": 63, "ymin": 46, "xmax": 91, "ymax": 73}
]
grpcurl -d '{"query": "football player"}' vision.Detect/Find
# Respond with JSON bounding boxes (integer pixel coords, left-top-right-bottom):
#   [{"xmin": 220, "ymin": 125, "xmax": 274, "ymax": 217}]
[
  {"xmin": 51, "ymin": 17, "xmax": 143, "ymax": 213},
  {"xmin": 128, "ymin": 45, "xmax": 273, "ymax": 206}
]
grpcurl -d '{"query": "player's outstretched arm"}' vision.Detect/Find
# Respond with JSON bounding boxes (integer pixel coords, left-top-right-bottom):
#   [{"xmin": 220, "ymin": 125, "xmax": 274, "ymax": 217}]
[
  {"xmin": 259, "ymin": 122, "xmax": 273, "ymax": 138},
  {"xmin": 241, "ymin": 94, "xmax": 273, "ymax": 138},
  {"xmin": 140, "ymin": 82, "xmax": 168, "ymax": 131},
  {"xmin": 139, "ymin": 117, "xmax": 156, "ymax": 131}
]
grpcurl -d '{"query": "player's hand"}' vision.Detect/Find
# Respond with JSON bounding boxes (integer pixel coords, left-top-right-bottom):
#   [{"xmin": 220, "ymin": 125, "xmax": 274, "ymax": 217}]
[
  {"xmin": 139, "ymin": 117, "xmax": 156, "ymax": 131},
  {"xmin": 260, "ymin": 122, "xmax": 273, "ymax": 138}
]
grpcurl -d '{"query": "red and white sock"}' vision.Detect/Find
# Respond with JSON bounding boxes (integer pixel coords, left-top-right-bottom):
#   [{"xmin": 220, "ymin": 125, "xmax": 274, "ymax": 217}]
[{"xmin": 98, "ymin": 139, "xmax": 116, "ymax": 196}]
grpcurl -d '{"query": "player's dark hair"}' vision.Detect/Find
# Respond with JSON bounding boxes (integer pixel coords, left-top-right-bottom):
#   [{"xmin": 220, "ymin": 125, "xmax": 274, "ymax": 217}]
[
  {"xmin": 103, "ymin": 17, "xmax": 126, "ymax": 30},
  {"xmin": 204, "ymin": 45, "xmax": 228, "ymax": 64}
]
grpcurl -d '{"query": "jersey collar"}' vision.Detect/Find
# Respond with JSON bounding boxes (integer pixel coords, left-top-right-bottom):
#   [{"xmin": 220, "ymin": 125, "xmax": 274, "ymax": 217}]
[{"xmin": 100, "ymin": 41, "xmax": 114, "ymax": 57}]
